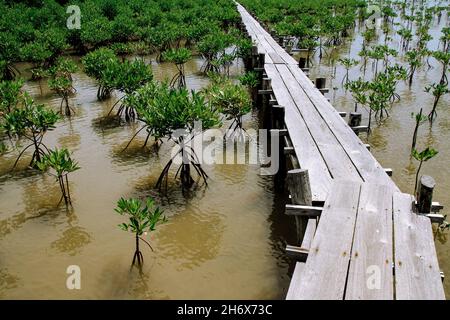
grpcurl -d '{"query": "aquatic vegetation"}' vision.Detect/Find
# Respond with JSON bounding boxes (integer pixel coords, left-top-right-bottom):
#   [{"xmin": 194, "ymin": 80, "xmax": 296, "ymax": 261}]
[
  {"xmin": 36, "ymin": 148, "xmax": 80, "ymax": 206},
  {"xmin": 115, "ymin": 197, "xmax": 166, "ymax": 267},
  {"xmin": 203, "ymin": 77, "xmax": 252, "ymax": 134},
  {"xmin": 425, "ymin": 83, "xmax": 449, "ymax": 123},
  {"xmin": 82, "ymin": 48, "xmax": 120, "ymax": 100},
  {"xmin": 412, "ymin": 147, "xmax": 438, "ymax": 194},
  {"xmin": 162, "ymin": 48, "xmax": 192, "ymax": 88},
  {"xmin": 1, "ymin": 95, "xmax": 59, "ymax": 168},
  {"xmin": 48, "ymin": 58, "xmax": 78, "ymax": 116}
]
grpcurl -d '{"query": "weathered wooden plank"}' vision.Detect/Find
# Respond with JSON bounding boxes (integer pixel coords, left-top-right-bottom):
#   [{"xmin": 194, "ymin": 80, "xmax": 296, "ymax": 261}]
[
  {"xmin": 393, "ymin": 192, "xmax": 445, "ymax": 300},
  {"xmin": 345, "ymin": 183, "xmax": 394, "ymax": 300},
  {"xmin": 301, "ymin": 218, "xmax": 316, "ymax": 250},
  {"xmin": 286, "ymin": 64, "xmax": 398, "ymax": 190},
  {"xmin": 265, "ymin": 64, "xmax": 332, "ymax": 202},
  {"xmin": 291, "ymin": 182, "xmax": 362, "ymax": 300},
  {"xmin": 286, "ymin": 262, "xmax": 305, "ymax": 300},
  {"xmin": 275, "ymin": 63, "xmax": 362, "ymax": 182}
]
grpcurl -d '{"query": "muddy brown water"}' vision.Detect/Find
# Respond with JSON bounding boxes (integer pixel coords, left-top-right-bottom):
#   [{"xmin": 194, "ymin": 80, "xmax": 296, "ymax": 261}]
[
  {"xmin": 296, "ymin": 10, "xmax": 450, "ymax": 297},
  {"xmin": 0, "ymin": 55, "xmax": 296, "ymax": 299}
]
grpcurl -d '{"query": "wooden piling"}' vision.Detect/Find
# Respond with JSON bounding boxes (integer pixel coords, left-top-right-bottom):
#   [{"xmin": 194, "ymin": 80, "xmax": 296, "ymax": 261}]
[
  {"xmin": 287, "ymin": 169, "xmax": 313, "ymax": 241},
  {"xmin": 417, "ymin": 175, "xmax": 435, "ymax": 214},
  {"xmin": 348, "ymin": 112, "xmax": 362, "ymax": 127}
]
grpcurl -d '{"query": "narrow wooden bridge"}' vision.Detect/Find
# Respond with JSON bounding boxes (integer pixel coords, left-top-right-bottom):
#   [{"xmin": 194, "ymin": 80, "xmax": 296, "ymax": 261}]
[{"xmin": 236, "ymin": 3, "xmax": 445, "ymax": 300}]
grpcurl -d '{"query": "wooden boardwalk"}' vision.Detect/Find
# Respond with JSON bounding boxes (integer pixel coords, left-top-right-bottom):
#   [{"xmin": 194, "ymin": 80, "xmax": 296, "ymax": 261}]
[{"xmin": 236, "ymin": 3, "xmax": 445, "ymax": 300}]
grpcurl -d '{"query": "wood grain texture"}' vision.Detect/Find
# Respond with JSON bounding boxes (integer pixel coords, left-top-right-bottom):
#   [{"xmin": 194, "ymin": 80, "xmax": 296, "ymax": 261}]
[
  {"xmin": 345, "ymin": 183, "xmax": 394, "ymax": 300},
  {"xmin": 291, "ymin": 182, "xmax": 361, "ymax": 300},
  {"xmin": 393, "ymin": 192, "xmax": 445, "ymax": 300}
]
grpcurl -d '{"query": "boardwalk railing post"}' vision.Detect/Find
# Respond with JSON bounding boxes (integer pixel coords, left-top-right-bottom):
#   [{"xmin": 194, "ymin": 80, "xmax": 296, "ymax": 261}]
[
  {"xmin": 286, "ymin": 169, "xmax": 313, "ymax": 242},
  {"xmin": 251, "ymin": 45, "xmax": 258, "ymax": 69},
  {"xmin": 349, "ymin": 112, "xmax": 362, "ymax": 127},
  {"xmin": 417, "ymin": 175, "xmax": 435, "ymax": 214},
  {"xmin": 315, "ymin": 77, "xmax": 329, "ymax": 95},
  {"xmin": 298, "ymin": 57, "xmax": 309, "ymax": 73}
]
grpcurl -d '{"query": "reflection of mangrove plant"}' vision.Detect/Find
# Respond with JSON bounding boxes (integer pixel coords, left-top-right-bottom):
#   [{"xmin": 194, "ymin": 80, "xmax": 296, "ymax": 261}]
[
  {"xmin": 162, "ymin": 48, "xmax": 191, "ymax": 88},
  {"xmin": 115, "ymin": 197, "xmax": 166, "ymax": 267},
  {"xmin": 2, "ymin": 96, "xmax": 59, "ymax": 168},
  {"xmin": 425, "ymin": 83, "xmax": 449, "ymax": 123},
  {"xmin": 36, "ymin": 148, "xmax": 80, "ymax": 206},
  {"xmin": 412, "ymin": 147, "xmax": 438, "ymax": 194}
]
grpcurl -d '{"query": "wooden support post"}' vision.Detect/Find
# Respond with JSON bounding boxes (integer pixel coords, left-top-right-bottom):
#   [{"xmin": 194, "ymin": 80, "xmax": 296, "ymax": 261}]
[
  {"xmin": 251, "ymin": 45, "xmax": 258, "ymax": 69},
  {"xmin": 271, "ymin": 105, "xmax": 285, "ymax": 130},
  {"xmin": 298, "ymin": 57, "xmax": 308, "ymax": 70},
  {"xmin": 417, "ymin": 175, "xmax": 435, "ymax": 214},
  {"xmin": 285, "ymin": 245, "xmax": 309, "ymax": 262},
  {"xmin": 364, "ymin": 144, "xmax": 371, "ymax": 151},
  {"xmin": 286, "ymin": 169, "xmax": 313, "ymax": 243},
  {"xmin": 258, "ymin": 53, "xmax": 265, "ymax": 69},
  {"xmin": 348, "ymin": 112, "xmax": 362, "ymax": 127},
  {"xmin": 338, "ymin": 112, "xmax": 347, "ymax": 118}
]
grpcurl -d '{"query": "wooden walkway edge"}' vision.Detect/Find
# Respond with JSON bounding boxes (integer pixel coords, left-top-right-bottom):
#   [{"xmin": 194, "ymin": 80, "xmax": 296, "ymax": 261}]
[{"xmin": 235, "ymin": 2, "xmax": 445, "ymax": 300}]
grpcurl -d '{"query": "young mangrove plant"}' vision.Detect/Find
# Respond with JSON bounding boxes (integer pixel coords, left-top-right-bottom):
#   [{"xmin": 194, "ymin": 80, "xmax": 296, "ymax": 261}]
[
  {"xmin": 105, "ymin": 59, "xmax": 153, "ymax": 122},
  {"xmin": 162, "ymin": 48, "xmax": 192, "ymax": 88},
  {"xmin": 239, "ymin": 71, "xmax": 260, "ymax": 105},
  {"xmin": 405, "ymin": 50, "xmax": 423, "ymax": 87},
  {"xmin": 0, "ymin": 79, "xmax": 24, "ymax": 115},
  {"xmin": 82, "ymin": 48, "xmax": 120, "ymax": 100},
  {"xmin": 412, "ymin": 147, "xmax": 438, "ymax": 194},
  {"xmin": 2, "ymin": 95, "xmax": 59, "ymax": 168},
  {"xmin": 115, "ymin": 197, "xmax": 167, "ymax": 267},
  {"xmin": 411, "ymin": 108, "xmax": 427, "ymax": 153},
  {"xmin": 432, "ymin": 51, "xmax": 449, "ymax": 85},
  {"xmin": 197, "ymin": 31, "xmax": 233, "ymax": 74},
  {"xmin": 425, "ymin": 83, "xmax": 449, "ymax": 123},
  {"xmin": 36, "ymin": 148, "xmax": 80, "ymax": 206},
  {"xmin": 345, "ymin": 78, "xmax": 368, "ymax": 112},
  {"xmin": 48, "ymin": 58, "xmax": 78, "ymax": 116},
  {"xmin": 339, "ymin": 58, "xmax": 358, "ymax": 85},
  {"xmin": 203, "ymin": 77, "xmax": 252, "ymax": 136}
]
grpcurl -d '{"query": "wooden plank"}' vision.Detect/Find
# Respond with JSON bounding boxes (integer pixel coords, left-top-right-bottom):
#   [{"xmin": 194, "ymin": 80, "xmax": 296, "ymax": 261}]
[
  {"xmin": 275, "ymin": 63, "xmax": 362, "ymax": 182},
  {"xmin": 286, "ymin": 262, "xmax": 305, "ymax": 300},
  {"xmin": 345, "ymin": 183, "xmax": 394, "ymax": 300},
  {"xmin": 286, "ymin": 64, "xmax": 398, "ymax": 190},
  {"xmin": 393, "ymin": 192, "xmax": 445, "ymax": 300},
  {"xmin": 291, "ymin": 182, "xmax": 362, "ymax": 300},
  {"xmin": 285, "ymin": 204, "xmax": 322, "ymax": 217},
  {"xmin": 265, "ymin": 64, "xmax": 332, "ymax": 202},
  {"xmin": 301, "ymin": 219, "xmax": 316, "ymax": 250}
]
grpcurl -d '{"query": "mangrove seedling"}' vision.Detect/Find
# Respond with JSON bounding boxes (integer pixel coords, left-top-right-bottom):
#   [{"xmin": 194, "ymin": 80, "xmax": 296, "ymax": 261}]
[
  {"xmin": 405, "ymin": 50, "xmax": 423, "ymax": 87},
  {"xmin": 425, "ymin": 83, "xmax": 449, "ymax": 123},
  {"xmin": 115, "ymin": 197, "xmax": 167, "ymax": 267},
  {"xmin": 36, "ymin": 148, "xmax": 80, "ymax": 206},
  {"xmin": 204, "ymin": 78, "xmax": 252, "ymax": 136},
  {"xmin": 0, "ymin": 79, "xmax": 24, "ymax": 115},
  {"xmin": 48, "ymin": 58, "xmax": 78, "ymax": 116},
  {"xmin": 82, "ymin": 48, "xmax": 120, "ymax": 100},
  {"xmin": 239, "ymin": 71, "xmax": 260, "ymax": 104},
  {"xmin": 1, "ymin": 95, "xmax": 59, "ymax": 168},
  {"xmin": 412, "ymin": 147, "xmax": 438, "ymax": 194},
  {"xmin": 338, "ymin": 58, "xmax": 358, "ymax": 85},
  {"xmin": 411, "ymin": 108, "xmax": 427, "ymax": 152},
  {"xmin": 432, "ymin": 51, "xmax": 450, "ymax": 85},
  {"xmin": 105, "ymin": 59, "xmax": 153, "ymax": 122},
  {"xmin": 162, "ymin": 48, "xmax": 192, "ymax": 88}
]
